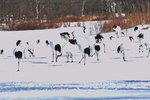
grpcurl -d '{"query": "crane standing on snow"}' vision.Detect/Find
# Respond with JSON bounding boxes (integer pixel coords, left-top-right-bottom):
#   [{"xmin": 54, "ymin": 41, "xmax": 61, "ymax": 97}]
[
  {"xmin": 13, "ymin": 40, "xmax": 23, "ymax": 72},
  {"xmin": 46, "ymin": 40, "xmax": 62, "ymax": 62},
  {"xmin": 112, "ymin": 25, "xmax": 125, "ymax": 38},
  {"xmin": 117, "ymin": 43, "xmax": 126, "ymax": 61}
]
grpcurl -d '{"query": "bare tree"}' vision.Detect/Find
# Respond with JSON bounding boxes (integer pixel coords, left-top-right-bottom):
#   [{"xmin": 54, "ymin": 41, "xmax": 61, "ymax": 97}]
[
  {"xmin": 81, "ymin": 0, "xmax": 86, "ymax": 16},
  {"xmin": 35, "ymin": 0, "xmax": 47, "ymax": 20},
  {"xmin": 1, "ymin": 0, "xmax": 150, "ymax": 21}
]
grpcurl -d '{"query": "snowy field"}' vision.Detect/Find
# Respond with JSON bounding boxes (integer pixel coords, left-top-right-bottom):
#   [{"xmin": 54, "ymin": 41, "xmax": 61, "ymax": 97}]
[{"xmin": 0, "ymin": 23, "xmax": 150, "ymax": 99}]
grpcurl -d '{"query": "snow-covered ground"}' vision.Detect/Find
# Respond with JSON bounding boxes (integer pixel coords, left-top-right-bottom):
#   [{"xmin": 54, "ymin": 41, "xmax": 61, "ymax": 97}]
[{"xmin": 0, "ymin": 23, "xmax": 150, "ymax": 99}]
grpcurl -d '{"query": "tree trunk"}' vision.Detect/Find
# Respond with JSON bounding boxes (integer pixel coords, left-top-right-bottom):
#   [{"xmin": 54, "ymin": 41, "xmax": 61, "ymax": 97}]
[
  {"xmin": 35, "ymin": 0, "xmax": 39, "ymax": 20},
  {"xmin": 81, "ymin": 0, "xmax": 86, "ymax": 16}
]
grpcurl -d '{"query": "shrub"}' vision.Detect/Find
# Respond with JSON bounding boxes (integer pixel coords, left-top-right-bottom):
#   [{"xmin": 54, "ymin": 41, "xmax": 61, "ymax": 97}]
[{"xmin": 8, "ymin": 21, "xmax": 60, "ymax": 30}]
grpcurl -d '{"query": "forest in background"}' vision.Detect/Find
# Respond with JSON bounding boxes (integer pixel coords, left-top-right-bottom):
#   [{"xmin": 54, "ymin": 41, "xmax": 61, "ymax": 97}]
[{"xmin": 1, "ymin": 0, "xmax": 150, "ymax": 32}]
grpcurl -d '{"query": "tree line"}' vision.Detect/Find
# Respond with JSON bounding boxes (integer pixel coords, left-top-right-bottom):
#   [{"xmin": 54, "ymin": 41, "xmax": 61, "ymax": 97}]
[{"xmin": 0, "ymin": 0, "xmax": 150, "ymax": 22}]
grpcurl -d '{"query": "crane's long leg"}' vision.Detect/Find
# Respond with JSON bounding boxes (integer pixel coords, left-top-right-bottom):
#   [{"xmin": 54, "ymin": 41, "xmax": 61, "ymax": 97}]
[
  {"xmin": 70, "ymin": 53, "xmax": 73, "ymax": 63},
  {"xmin": 147, "ymin": 50, "xmax": 150, "ymax": 57},
  {"xmin": 79, "ymin": 54, "xmax": 84, "ymax": 64},
  {"xmin": 84, "ymin": 54, "xmax": 86, "ymax": 65},
  {"xmin": 103, "ymin": 43, "xmax": 106, "ymax": 53},
  {"xmin": 17, "ymin": 59, "xmax": 20, "ymax": 72},
  {"xmin": 96, "ymin": 51, "xmax": 99, "ymax": 61},
  {"xmin": 66, "ymin": 52, "xmax": 69, "ymax": 63},
  {"xmin": 52, "ymin": 51, "xmax": 54, "ymax": 62},
  {"xmin": 122, "ymin": 51, "xmax": 126, "ymax": 61}
]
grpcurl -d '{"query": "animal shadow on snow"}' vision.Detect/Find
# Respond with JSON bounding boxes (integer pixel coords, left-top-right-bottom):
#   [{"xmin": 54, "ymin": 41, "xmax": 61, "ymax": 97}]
[
  {"xmin": 22, "ymin": 57, "xmax": 49, "ymax": 65},
  {"xmin": 127, "ymin": 56, "xmax": 146, "ymax": 62},
  {"xmin": 29, "ymin": 61, "xmax": 48, "ymax": 65},
  {"xmin": 48, "ymin": 63, "xmax": 63, "ymax": 67},
  {"xmin": 22, "ymin": 60, "xmax": 48, "ymax": 65},
  {"xmin": 1, "ymin": 56, "xmax": 14, "ymax": 59},
  {"xmin": 112, "ymin": 56, "xmax": 146, "ymax": 62},
  {"xmin": 26, "ymin": 57, "xmax": 47, "ymax": 59},
  {"xmin": 111, "ymin": 57, "xmax": 128, "ymax": 62}
]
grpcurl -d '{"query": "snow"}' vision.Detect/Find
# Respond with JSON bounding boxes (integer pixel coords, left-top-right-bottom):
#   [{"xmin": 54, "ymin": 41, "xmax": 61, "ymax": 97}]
[
  {"xmin": 0, "ymin": 23, "xmax": 150, "ymax": 99},
  {"xmin": 0, "ymin": 24, "xmax": 150, "ymax": 82},
  {"xmin": 0, "ymin": 80, "xmax": 150, "ymax": 99}
]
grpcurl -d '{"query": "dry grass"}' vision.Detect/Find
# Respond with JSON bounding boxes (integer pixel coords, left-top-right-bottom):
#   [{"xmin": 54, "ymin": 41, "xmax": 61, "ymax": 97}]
[
  {"xmin": 4, "ymin": 12, "xmax": 150, "ymax": 31},
  {"xmin": 8, "ymin": 20, "xmax": 60, "ymax": 31},
  {"xmin": 102, "ymin": 12, "xmax": 150, "ymax": 32}
]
